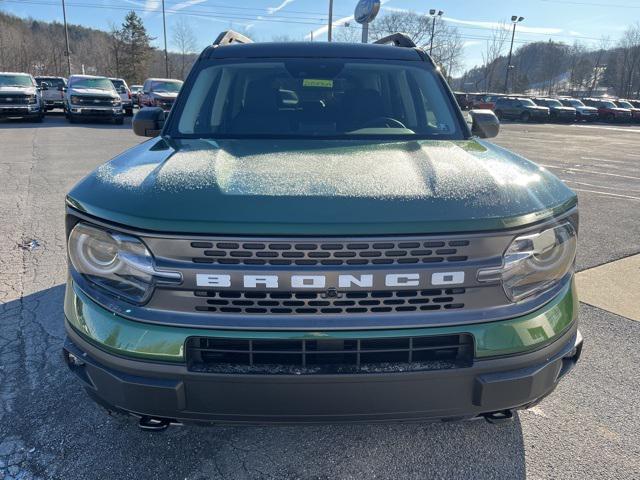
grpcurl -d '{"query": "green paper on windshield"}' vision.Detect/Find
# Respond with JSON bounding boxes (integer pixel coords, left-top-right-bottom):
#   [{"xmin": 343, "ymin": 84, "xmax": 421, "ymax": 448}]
[{"xmin": 303, "ymin": 79, "xmax": 333, "ymax": 88}]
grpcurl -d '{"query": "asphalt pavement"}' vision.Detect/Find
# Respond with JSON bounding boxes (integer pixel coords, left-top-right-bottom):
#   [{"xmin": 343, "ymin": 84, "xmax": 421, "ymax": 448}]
[{"xmin": 0, "ymin": 115, "xmax": 638, "ymax": 479}]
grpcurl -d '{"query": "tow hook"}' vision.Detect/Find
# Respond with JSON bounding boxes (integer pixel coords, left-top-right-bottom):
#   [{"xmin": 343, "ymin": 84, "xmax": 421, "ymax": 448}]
[
  {"xmin": 483, "ymin": 409, "xmax": 514, "ymax": 424},
  {"xmin": 138, "ymin": 416, "xmax": 172, "ymax": 431}
]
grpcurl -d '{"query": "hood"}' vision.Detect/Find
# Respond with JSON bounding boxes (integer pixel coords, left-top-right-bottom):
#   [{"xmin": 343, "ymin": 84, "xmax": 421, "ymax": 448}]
[
  {"xmin": 525, "ymin": 105, "xmax": 549, "ymax": 112},
  {"xmin": 67, "ymin": 138, "xmax": 577, "ymax": 235},
  {"xmin": 551, "ymin": 106, "xmax": 575, "ymax": 112},
  {"xmin": 152, "ymin": 91, "xmax": 178, "ymax": 99},
  {"xmin": 577, "ymin": 106, "xmax": 597, "ymax": 112},
  {"xmin": 69, "ymin": 87, "xmax": 117, "ymax": 98},
  {"xmin": 0, "ymin": 85, "xmax": 36, "ymax": 95}
]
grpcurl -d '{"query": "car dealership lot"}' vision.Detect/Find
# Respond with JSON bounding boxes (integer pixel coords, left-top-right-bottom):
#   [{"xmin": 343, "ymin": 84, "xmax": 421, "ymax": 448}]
[{"xmin": 0, "ymin": 117, "xmax": 638, "ymax": 479}]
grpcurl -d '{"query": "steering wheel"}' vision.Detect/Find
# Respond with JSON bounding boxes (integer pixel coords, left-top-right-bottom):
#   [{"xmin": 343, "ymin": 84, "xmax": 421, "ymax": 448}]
[{"xmin": 361, "ymin": 117, "xmax": 407, "ymax": 129}]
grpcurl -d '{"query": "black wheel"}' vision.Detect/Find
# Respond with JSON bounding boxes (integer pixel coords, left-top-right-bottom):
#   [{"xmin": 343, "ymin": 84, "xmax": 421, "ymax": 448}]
[
  {"xmin": 520, "ymin": 111, "xmax": 531, "ymax": 122},
  {"xmin": 494, "ymin": 110, "xmax": 503, "ymax": 120},
  {"xmin": 125, "ymin": 108, "xmax": 133, "ymax": 117},
  {"xmin": 68, "ymin": 114, "xmax": 78, "ymax": 124},
  {"xmin": 605, "ymin": 113, "xmax": 615, "ymax": 122},
  {"xmin": 34, "ymin": 114, "xmax": 44, "ymax": 123},
  {"xmin": 113, "ymin": 117, "xmax": 124, "ymax": 125}
]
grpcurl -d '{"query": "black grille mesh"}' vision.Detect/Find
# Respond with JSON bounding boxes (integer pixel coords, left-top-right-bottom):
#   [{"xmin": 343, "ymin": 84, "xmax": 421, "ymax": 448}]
[{"xmin": 186, "ymin": 334, "xmax": 474, "ymax": 374}]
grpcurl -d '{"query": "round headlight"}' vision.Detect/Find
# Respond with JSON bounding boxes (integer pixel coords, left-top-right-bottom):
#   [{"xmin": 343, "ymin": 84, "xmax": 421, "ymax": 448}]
[
  {"xmin": 478, "ymin": 222, "xmax": 577, "ymax": 302},
  {"xmin": 68, "ymin": 222, "xmax": 180, "ymax": 303}
]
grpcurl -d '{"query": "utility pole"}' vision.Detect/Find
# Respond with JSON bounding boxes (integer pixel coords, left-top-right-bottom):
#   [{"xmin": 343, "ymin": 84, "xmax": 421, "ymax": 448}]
[
  {"xmin": 429, "ymin": 9, "xmax": 443, "ymax": 57},
  {"xmin": 161, "ymin": 0, "xmax": 169, "ymax": 77},
  {"xmin": 327, "ymin": 0, "xmax": 333, "ymax": 42},
  {"xmin": 310, "ymin": 31, "xmax": 314, "ymax": 42},
  {"xmin": 504, "ymin": 16, "xmax": 524, "ymax": 94},
  {"xmin": 61, "ymin": 0, "xmax": 71, "ymax": 76}
]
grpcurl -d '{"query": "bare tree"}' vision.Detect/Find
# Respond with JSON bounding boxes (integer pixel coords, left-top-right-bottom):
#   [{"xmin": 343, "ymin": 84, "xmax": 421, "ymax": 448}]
[
  {"xmin": 370, "ymin": 11, "xmax": 464, "ymax": 76},
  {"xmin": 481, "ymin": 23, "xmax": 509, "ymax": 92},
  {"xmin": 172, "ymin": 18, "xmax": 196, "ymax": 79},
  {"xmin": 589, "ymin": 36, "xmax": 610, "ymax": 95}
]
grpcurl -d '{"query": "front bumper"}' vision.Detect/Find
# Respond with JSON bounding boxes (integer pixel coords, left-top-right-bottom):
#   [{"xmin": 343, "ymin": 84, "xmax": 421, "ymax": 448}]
[
  {"xmin": 68, "ymin": 106, "xmax": 123, "ymax": 118},
  {"xmin": 63, "ymin": 279, "xmax": 581, "ymax": 424},
  {"xmin": 0, "ymin": 105, "xmax": 41, "ymax": 118},
  {"xmin": 44, "ymin": 100, "xmax": 64, "ymax": 108}
]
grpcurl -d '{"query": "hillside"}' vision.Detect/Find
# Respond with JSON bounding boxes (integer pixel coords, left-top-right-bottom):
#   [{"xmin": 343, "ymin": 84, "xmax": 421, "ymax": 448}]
[{"xmin": 0, "ymin": 11, "xmax": 197, "ymax": 82}]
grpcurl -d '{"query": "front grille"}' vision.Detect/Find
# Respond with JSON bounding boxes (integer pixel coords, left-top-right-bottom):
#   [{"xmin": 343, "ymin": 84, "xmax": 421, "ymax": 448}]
[
  {"xmin": 0, "ymin": 95, "xmax": 29, "ymax": 105},
  {"xmin": 192, "ymin": 288, "xmax": 466, "ymax": 315},
  {"xmin": 73, "ymin": 96, "xmax": 114, "ymax": 107},
  {"xmin": 186, "ymin": 334, "xmax": 474, "ymax": 374},
  {"xmin": 189, "ymin": 239, "xmax": 471, "ymax": 266}
]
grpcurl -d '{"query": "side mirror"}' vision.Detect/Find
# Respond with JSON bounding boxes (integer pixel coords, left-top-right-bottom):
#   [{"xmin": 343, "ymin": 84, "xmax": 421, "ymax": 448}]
[
  {"xmin": 58, "ymin": 86, "xmax": 66, "ymax": 92},
  {"xmin": 40, "ymin": 82, "xmax": 49, "ymax": 90},
  {"xmin": 133, "ymin": 107, "xmax": 165, "ymax": 137},
  {"xmin": 119, "ymin": 87, "xmax": 127, "ymax": 94},
  {"xmin": 469, "ymin": 109, "xmax": 500, "ymax": 139}
]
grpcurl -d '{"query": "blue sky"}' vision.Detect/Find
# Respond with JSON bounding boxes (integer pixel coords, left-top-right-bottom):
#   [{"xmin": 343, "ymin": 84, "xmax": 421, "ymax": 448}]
[{"xmin": 1, "ymin": 0, "xmax": 637, "ymax": 72}]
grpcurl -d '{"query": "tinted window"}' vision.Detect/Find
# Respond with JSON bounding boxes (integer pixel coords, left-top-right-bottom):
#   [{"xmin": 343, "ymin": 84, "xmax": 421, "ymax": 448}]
[
  {"xmin": 36, "ymin": 77, "xmax": 66, "ymax": 88},
  {"xmin": 519, "ymin": 99, "xmax": 536, "ymax": 107},
  {"xmin": 110, "ymin": 79, "xmax": 126, "ymax": 89},
  {"xmin": 617, "ymin": 101, "xmax": 632, "ymax": 108},
  {"xmin": 173, "ymin": 59, "xmax": 463, "ymax": 139}
]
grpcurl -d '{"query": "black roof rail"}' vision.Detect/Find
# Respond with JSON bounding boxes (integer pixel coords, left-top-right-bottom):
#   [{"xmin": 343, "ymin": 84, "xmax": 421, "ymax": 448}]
[
  {"xmin": 213, "ymin": 30, "xmax": 253, "ymax": 46},
  {"xmin": 373, "ymin": 33, "xmax": 416, "ymax": 48}
]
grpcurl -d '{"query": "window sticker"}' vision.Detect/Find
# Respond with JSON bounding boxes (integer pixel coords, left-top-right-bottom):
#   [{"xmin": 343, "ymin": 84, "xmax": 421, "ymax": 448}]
[{"xmin": 303, "ymin": 79, "xmax": 334, "ymax": 88}]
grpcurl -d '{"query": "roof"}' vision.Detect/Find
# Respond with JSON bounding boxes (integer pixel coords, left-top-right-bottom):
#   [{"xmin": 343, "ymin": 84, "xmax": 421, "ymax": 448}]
[
  {"xmin": 0, "ymin": 71, "xmax": 32, "ymax": 76},
  {"xmin": 144, "ymin": 78, "xmax": 183, "ymax": 82},
  {"xmin": 203, "ymin": 41, "xmax": 423, "ymax": 61},
  {"xmin": 69, "ymin": 74, "xmax": 107, "ymax": 79}
]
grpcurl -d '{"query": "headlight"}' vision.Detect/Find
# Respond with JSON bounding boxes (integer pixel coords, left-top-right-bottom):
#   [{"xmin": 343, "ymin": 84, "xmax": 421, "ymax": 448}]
[
  {"xmin": 478, "ymin": 222, "xmax": 577, "ymax": 302},
  {"xmin": 70, "ymin": 95, "xmax": 80, "ymax": 105},
  {"xmin": 111, "ymin": 97, "xmax": 122, "ymax": 106},
  {"xmin": 27, "ymin": 95, "xmax": 37, "ymax": 104},
  {"xmin": 68, "ymin": 223, "xmax": 180, "ymax": 303}
]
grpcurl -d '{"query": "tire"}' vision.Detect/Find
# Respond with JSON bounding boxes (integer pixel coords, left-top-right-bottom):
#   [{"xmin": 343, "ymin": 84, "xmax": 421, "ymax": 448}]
[
  {"xmin": 605, "ymin": 113, "xmax": 615, "ymax": 123},
  {"xmin": 125, "ymin": 108, "xmax": 133, "ymax": 117},
  {"xmin": 34, "ymin": 114, "xmax": 44, "ymax": 123},
  {"xmin": 494, "ymin": 110, "xmax": 503, "ymax": 121},
  {"xmin": 520, "ymin": 111, "xmax": 531, "ymax": 122},
  {"xmin": 68, "ymin": 114, "xmax": 78, "ymax": 124},
  {"xmin": 113, "ymin": 117, "xmax": 124, "ymax": 125}
]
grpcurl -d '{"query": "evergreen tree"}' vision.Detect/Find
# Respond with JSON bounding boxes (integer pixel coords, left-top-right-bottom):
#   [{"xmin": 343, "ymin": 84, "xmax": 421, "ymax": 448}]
[{"xmin": 116, "ymin": 11, "xmax": 154, "ymax": 83}]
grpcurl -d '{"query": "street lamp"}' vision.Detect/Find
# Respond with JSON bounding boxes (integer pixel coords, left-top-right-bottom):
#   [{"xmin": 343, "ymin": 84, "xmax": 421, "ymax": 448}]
[
  {"xmin": 61, "ymin": 0, "xmax": 71, "ymax": 76},
  {"xmin": 504, "ymin": 15, "xmax": 524, "ymax": 94},
  {"xmin": 429, "ymin": 9, "xmax": 444, "ymax": 56}
]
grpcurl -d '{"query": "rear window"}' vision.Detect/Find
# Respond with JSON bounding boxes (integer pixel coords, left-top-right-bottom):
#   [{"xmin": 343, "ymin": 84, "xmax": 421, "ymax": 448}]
[
  {"xmin": 37, "ymin": 77, "xmax": 66, "ymax": 88},
  {"xmin": 110, "ymin": 79, "xmax": 126, "ymax": 89},
  {"xmin": 173, "ymin": 59, "xmax": 463, "ymax": 140}
]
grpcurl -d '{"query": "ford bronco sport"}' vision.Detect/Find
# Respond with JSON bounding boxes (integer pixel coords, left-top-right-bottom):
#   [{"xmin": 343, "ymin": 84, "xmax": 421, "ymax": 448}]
[{"xmin": 63, "ymin": 32, "xmax": 582, "ymax": 428}]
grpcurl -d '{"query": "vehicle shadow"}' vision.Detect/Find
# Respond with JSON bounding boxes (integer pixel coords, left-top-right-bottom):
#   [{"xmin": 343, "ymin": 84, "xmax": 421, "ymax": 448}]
[
  {"xmin": 0, "ymin": 285, "xmax": 526, "ymax": 480},
  {"xmin": 0, "ymin": 115, "xmax": 132, "ymax": 130}
]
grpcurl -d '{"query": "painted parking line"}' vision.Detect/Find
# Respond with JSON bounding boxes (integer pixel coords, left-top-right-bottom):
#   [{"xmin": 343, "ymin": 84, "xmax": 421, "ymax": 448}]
[
  {"xmin": 563, "ymin": 179, "xmax": 640, "ymax": 194},
  {"xmin": 576, "ymin": 254, "xmax": 640, "ymax": 322},
  {"xmin": 570, "ymin": 187, "xmax": 640, "ymax": 201},
  {"xmin": 539, "ymin": 164, "xmax": 640, "ymax": 181},
  {"xmin": 580, "ymin": 156, "xmax": 634, "ymax": 165},
  {"xmin": 571, "ymin": 124, "xmax": 640, "ymax": 134}
]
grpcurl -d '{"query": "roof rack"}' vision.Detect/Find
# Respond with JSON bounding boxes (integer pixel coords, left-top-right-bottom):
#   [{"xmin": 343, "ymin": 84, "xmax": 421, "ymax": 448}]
[
  {"xmin": 373, "ymin": 33, "xmax": 416, "ymax": 48},
  {"xmin": 213, "ymin": 30, "xmax": 253, "ymax": 46}
]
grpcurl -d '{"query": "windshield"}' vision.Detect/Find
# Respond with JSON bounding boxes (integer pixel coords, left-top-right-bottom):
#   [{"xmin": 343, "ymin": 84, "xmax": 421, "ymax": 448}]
[
  {"xmin": 151, "ymin": 80, "xmax": 182, "ymax": 93},
  {"xmin": 69, "ymin": 77, "xmax": 115, "ymax": 91},
  {"xmin": 36, "ymin": 77, "xmax": 66, "ymax": 88},
  {"xmin": 565, "ymin": 99, "xmax": 584, "ymax": 107},
  {"xmin": 600, "ymin": 101, "xmax": 616, "ymax": 108},
  {"xmin": 0, "ymin": 74, "xmax": 34, "ymax": 87},
  {"xmin": 519, "ymin": 98, "xmax": 536, "ymax": 107},
  {"xmin": 173, "ymin": 59, "xmax": 463, "ymax": 139},
  {"xmin": 544, "ymin": 99, "xmax": 562, "ymax": 107},
  {"xmin": 617, "ymin": 101, "xmax": 632, "ymax": 108}
]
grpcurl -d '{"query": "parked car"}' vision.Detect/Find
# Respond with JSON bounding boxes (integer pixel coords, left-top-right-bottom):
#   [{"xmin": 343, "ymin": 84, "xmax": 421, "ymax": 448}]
[
  {"xmin": 493, "ymin": 96, "xmax": 550, "ymax": 122},
  {"xmin": 581, "ymin": 98, "xmax": 632, "ymax": 122},
  {"xmin": 469, "ymin": 93, "xmax": 503, "ymax": 110},
  {"xmin": 130, "ymin": 84, "xmax": 143, "ymax": 106},
  {"xmin": 138, "ymin": 78, "xmax": 183, "ymax": 112},
  {"xmin": 64, "ymin": 74, "xmax": 124, "ymax": 124},
  {"xmin": 558, "ymin": 98, "xmax": 598, "ymax": 122},
  {"xmin": 454, "ymin": 91, "xmax": 470, "ymax": 110},
  {"xmin": 35, "ymin": 76, "xmax": 67, "ymax": 111},
  {"xmin": 62, "ymin": 31, "xmax": 581, "ymax": 428},
  {"xmin": 532, "ymin": 97, "xmax": 576, "ymax": 122},
  {"xmin": 109, "ymin": 78, "xmax": 133, "ymax": 116},
  {"xmin": 614, "ymin": 99, "xmax": 640, "ymax": 122},
  {"xmin": 0, "ymin": 72, "xmax": 44, "ymax": 122}
]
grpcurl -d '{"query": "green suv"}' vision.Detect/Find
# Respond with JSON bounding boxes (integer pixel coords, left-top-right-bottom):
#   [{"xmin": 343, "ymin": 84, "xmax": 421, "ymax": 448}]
[{"xmin": 63, "ymin": 32, "xmax": 581, "ymax": 428}]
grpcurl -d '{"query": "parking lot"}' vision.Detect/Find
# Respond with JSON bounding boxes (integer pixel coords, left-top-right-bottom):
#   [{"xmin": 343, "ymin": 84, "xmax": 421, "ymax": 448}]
[{"xmin": 0, "ymin": 115, "xmax": 639, "ymax": 479}]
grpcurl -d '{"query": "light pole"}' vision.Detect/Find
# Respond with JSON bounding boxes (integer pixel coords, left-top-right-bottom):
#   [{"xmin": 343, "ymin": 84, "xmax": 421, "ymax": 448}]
[
  {"xmin": 504, "ymin": 16, "xmax": 524, "ymax": 94},
  {"xmin": 429, "ymin": 9, "xmax": 443, "ymax": 57},
  {"xmin": 61, "ymin": 0, "xmax": 71, "ymax": 76},
  {"xmin": 327, "ymin": 0, "xmax": 334, "ymax": 42},
  {"xmin": 161, "ymin": 0, "xmax": 169, "ymax": 77}
]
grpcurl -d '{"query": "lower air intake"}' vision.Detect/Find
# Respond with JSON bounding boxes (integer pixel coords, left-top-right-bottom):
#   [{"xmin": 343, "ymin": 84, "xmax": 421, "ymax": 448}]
[{"xmin": 186, "ymin": 334, "xmax": 474, "ymax": 375}]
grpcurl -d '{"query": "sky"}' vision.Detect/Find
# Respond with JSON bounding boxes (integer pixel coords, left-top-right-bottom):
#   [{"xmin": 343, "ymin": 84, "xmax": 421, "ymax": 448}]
[{"xmin": 1, "ymin": 0, "xmax": 638, "ymax": 72}]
